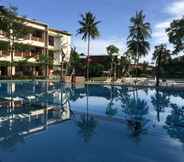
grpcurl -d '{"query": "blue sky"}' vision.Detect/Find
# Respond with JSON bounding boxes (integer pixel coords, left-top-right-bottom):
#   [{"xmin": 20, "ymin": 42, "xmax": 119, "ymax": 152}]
[{"xmin": 1, "ymin": 0, "xmax": 184, "ymax": 62}]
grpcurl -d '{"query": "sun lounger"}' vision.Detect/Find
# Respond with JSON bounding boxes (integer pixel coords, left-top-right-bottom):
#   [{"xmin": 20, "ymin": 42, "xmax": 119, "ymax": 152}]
[
  {"xmin": 114, "ymin": 79, "xmax": 123, "ymax": 84},
  {"xmin": 104, "ymin": 78, "xmax": 112, "ymax": 84},
  {"xmin": 136, "ymin": 78, "xmax": 148, "ymax": 86},
  {"xmin": 165, "ymin": 80, "xmax": 176, "ymax": 87}
]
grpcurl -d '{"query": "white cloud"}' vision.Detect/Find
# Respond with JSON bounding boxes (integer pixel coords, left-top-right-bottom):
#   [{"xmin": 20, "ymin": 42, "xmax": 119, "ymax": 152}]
[
  {"xmin": 155, "ymin": 21, "xmax": 170, "ymax": 30},
  {"xmin": 152, "ymin": 30, "xmax": 168, "ymax": 43},
  {"xmin": 72, "ymin": 37, "xmax": 126, "ymax": 55},
  {"xmin": 164, "ymin": 0, "xmax": 184, "ymax": 18}
]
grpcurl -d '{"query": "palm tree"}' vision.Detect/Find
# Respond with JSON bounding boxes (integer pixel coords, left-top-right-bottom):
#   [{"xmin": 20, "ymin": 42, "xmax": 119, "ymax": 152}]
[
  {"xmin": 106, "ymin": 45, "xmax": 119, "ymax": 80},
  {"xmin": 69, "ymin": 47, "xmax": 80, "ymax": 76},
  {"xmin": 127, "ymin": 10, "xmax": 151, "ymax": 77},
  {"xmin": 77, "ymin": 12, "xmax": 100, "ymax": 81},
  {"xmin": 152, "ymin": 44, "xmax": 171, "ymax": 87}
]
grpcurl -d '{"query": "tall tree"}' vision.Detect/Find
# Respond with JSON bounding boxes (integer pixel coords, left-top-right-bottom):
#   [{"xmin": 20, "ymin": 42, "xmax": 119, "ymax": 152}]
[
  {"xmin": 152, "ymin": 44, "xmax": 171, "ymax": 87},
  {"xmin": 69, "ymin": 47, "xmax": 80, "ymax": 75},
  {"xmin": 106, "ymin": 45, "xmax": 119, "ymax": 80},
  {"xmin": 166, "ymin": 17, "xmax": 184, "ymax": 54},
  {"xmin": 127, "ymin": 10, "xmax": 151, "ymax": 76},
  {"xmin": 0, "ymin": 6, "xmax": 31, "ymax": 79},
  {"xmin": 77, "ymin": 12, "xmax": 100, "ymax": 81}
]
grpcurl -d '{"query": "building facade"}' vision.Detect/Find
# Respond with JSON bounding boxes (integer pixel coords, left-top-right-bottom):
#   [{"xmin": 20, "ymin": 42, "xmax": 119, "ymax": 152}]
[{"xmin": 0, "ymin": 17, "xmax": 71, "ymax": 78}]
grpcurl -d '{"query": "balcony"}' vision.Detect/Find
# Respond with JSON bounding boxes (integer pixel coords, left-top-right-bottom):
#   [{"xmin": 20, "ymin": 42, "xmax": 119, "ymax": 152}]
[
  {"xmin": 0, "ymin": 51, "xmax": 10, "ymax": 57},
  {"xmin": 31, "ymin": 36, "xmax": 44, "ymax": 42},
  {"xmin": 31, "ymin": 30, "xmax": 45, "ymax": 43},
  {"xmin": 14, "ymin": 50, "xmax": 42, "ymax": 59},
  {"xmin": 0, "ymin": 30, "xmax": 8, "ymax": 37}
]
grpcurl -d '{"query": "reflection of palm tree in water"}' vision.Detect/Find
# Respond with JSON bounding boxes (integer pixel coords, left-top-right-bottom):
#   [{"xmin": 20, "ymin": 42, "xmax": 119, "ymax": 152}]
[
  {"xmin": 77, "ymin": 84, "xmax": 97, "ymax": 143},
  {"xmin": 151, "ymin": 89, "xmax": 170, "ymax": 122},
  {"xmin": 106, "ymin": 85, "xmax": 118, "ymax": 117},
  {"xmin": 164, "ymin": 103, "xmax": 184, "ymax": 144},
  {"xmin": 122, "ymin": 88, "xmax": 149, "ymax": 143}
]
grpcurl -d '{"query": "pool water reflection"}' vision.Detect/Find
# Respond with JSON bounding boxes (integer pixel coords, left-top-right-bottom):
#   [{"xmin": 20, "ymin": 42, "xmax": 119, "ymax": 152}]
[{"xmin": 0, "ymin": 81, "xmax": 184, "ymax": 162}]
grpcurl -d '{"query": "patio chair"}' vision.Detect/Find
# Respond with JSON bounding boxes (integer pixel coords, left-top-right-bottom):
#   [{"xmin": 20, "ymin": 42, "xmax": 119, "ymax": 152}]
[{"xmin": 165, "ymin": 80, "xmax": 176, "ymax": 87}]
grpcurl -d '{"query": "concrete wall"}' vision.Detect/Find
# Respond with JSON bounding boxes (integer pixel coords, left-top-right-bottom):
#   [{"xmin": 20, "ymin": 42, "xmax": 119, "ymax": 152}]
[{"xmin": 52, "ymin": 33, "xmax": 71, "ymax": 65}]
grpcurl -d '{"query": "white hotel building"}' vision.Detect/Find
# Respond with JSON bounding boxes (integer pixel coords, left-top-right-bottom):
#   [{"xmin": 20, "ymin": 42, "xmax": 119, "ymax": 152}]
[{"xmin": 0, "ymin": 17, "xmax": 71, "ymax": 78}]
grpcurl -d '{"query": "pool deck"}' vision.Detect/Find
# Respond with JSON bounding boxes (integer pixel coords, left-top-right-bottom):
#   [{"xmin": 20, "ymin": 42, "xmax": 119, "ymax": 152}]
[
  {"xmin": 85, "ymin": 80, "xmax": 184, "ymax": 90},
  {"xmin": 0, "ymin": 79, "xmax": 184, "ymax": 90}
]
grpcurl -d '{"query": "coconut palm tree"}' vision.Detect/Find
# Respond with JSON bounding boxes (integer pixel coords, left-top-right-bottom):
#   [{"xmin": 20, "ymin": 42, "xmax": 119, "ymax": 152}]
[
  {"xmin": 127, "ymin": 10, "xmax": 151, "ymax": 77},
  {"xmin": 152, "ymin": 44, "xmax": 171, "ymax": 87},
  {"xmin": 77, "ymin": 12, "xmax": 100, "ymax": 81},
  {"xmin": 106, "ymin": 45, "xmax": 119, "ymax": 80}
]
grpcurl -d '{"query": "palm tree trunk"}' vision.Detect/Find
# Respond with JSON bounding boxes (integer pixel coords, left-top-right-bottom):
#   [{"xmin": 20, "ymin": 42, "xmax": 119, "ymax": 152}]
[
  {"xmin": 136, "ymin": 44, "xmax": 139, "ymax": 78},
  {"xmin": 87, "ymin": 35, "xmax": 90, "ymax": 81},
  {"xmin": 10, "ymin": 47, "xmax": 13, "ymax": 80},
  {"xmin": 156, "ymin": 55, "xmax": 161, "ymax": 87},
  {"xmin": 110, "ymin": 56, "xmax": 113, "ymax": 80}
]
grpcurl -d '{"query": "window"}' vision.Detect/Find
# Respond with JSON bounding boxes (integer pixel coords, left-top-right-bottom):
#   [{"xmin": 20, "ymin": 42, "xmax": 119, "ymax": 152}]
[
  {"xmin": 32, "ymin": 30, "xmax": 44, "ymax": 42},
  {"xmin": 49, "ymin": 36, "xmax": 54, "ymax": 46}
]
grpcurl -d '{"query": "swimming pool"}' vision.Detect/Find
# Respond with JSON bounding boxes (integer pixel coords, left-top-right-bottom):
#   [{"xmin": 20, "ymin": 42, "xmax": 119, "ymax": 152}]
[{"xmin": 0, "ymin": 81, "xmax": 183, "ymax": 162}]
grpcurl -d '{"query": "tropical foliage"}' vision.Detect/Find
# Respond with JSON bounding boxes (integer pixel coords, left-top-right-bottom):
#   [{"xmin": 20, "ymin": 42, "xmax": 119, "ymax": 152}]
[
  {"xmin": 166, "ymin": 17, "xmax": 184, "ymax": 54},
  {"xmin": 77, "ymin": 12, "xmax": 100, "ymax": 80},
  {"xmin": 127, "ymin": 10, "xmax": 151, "ymax": 72},
  {"xmin": 152, "ymin": 44, "xmax": 171, "ymax": 86},
  {"xmin": 106, "ymin": 45, "xmax": 119, "ymax": 79},
  {"xmin": 0, "ymin": 6, "xmax": 32, "ymax": 79},
  {"xmin": 68, "ymin": 48, "xmax": 81, "ymax": 74}
]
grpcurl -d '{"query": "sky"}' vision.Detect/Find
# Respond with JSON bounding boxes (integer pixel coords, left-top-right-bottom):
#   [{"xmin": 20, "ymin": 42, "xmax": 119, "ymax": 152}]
[{"xmin": 1, "ymin": 0, "xmax": 184, "ymax": 63}]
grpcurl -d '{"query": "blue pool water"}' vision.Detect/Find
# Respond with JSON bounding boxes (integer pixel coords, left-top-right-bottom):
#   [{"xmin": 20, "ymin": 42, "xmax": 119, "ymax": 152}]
[{"xmin": 0, "ymin": 81, "xmax": 184, "ymax": 162}]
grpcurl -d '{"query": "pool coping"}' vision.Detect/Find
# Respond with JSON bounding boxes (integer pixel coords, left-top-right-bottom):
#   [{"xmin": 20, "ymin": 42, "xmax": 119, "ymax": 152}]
[{"xmin": 85, "ymin": 81, "xmax": 184, "ymax": 91}]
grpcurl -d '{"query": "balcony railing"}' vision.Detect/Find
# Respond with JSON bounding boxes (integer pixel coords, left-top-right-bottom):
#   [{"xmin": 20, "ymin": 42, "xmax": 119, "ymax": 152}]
[
  {"xmin": 0, "ymin": 51, "xmax": 10, "ymax": 57},
  {"xmin": 0, "ymin": 30, "xmax": 8, "ymax": 37},
  {"xmin": 31, "ymin": 36, "xmax": 44, "ymax": 42},
  {"xmin": 14, "ymin": 51, "xmax": 42, "ymax": 58}
]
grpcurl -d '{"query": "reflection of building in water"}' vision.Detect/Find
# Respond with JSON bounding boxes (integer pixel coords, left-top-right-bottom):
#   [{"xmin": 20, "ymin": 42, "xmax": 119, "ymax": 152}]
[
  {"xmin": 7, "ymin": 82, "xmax": 16, "ymax": 94},
  {"xmin": 0, "ymin": 96, "xmax": 71, "ymax": 146}
]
